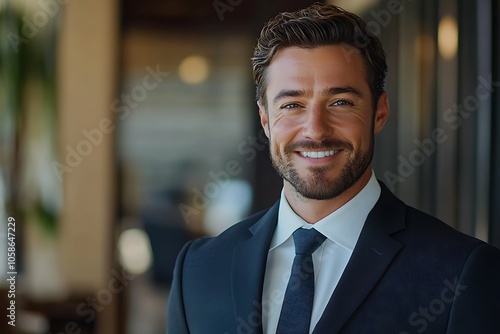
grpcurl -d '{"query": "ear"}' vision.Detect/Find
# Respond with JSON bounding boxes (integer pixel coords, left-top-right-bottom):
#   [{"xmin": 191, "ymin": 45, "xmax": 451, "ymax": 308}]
[
  {"xmin": 258, "ymin": 101, "xmax": 270, "ymax": 138},
  {"xmin": 373, "ymin": 91, "xmax": 389, "ymax": 135}
]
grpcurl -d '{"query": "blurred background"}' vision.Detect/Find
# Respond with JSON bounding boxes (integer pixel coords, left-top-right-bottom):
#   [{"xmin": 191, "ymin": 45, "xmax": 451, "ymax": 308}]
[{"xmin": 0, "ymin": 0, "xmax": 499, "ymax": 333}]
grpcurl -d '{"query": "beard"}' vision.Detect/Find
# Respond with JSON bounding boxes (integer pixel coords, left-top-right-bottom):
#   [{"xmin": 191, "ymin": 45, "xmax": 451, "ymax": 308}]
[{"xmin": 270, "ymin": 135, "xmax": 374, "ymax": 200}]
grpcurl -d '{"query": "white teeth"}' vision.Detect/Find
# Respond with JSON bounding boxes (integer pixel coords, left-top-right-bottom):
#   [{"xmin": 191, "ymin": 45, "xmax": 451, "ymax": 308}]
[{"xmin": 300, "ymin": 150, "xmax": 338, "ymax": 158}]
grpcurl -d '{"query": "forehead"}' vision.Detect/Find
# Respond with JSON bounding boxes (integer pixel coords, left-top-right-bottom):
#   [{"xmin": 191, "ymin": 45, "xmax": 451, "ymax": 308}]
[{"xmin": 265, "ymin": 45, "xmax": 370, "ymax": 99}]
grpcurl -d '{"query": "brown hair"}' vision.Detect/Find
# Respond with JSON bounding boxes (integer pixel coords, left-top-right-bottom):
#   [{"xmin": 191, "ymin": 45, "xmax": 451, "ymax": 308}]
[{"xmin": 252, "ymin": 3, "xmax": 387, "ymax": 108}]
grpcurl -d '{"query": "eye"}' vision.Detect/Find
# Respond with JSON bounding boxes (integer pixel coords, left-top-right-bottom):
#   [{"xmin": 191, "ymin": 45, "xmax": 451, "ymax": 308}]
[
  {"xmin": 332, "ymin": 100, "xmax": 353, "ymax": 107},
  {"xmin": 280, "ymin": 103, "xmax": 301, "ymax": 110}
]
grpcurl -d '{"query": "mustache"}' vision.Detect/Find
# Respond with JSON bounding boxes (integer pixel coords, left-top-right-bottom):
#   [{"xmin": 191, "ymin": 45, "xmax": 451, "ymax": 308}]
[{"xmin": 284, "ymin": 138, "xmax": 353, "ymax": 154}]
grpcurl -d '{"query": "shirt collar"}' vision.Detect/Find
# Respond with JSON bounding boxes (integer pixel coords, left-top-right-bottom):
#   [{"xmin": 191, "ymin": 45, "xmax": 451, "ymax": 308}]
[{"xmin": 270, "ymin": 171, "xmax": 381, "ymax": 251}]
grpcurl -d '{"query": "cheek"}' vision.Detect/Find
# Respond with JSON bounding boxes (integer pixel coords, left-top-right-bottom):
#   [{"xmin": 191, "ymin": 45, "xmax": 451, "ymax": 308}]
[
  {"xmin": 350, "ymin": 125, "xmax": 373, "ymax": 151},
  {"xmin": 270, "ymin": 115, "xmax": 298, "ymax": 132},
  {"xmin": 269, "ymin": 117, "xmax": 300, "ymax": 149},
  {"xmin": 334, "ymin": 120, "xmax": 371, "ymax": 150}
]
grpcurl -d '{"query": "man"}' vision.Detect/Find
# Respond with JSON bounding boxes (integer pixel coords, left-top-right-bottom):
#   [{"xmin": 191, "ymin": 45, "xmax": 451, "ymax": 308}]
[{"xmin": 167, "ymin": 3, "xmax": 500, "ymax": 333}]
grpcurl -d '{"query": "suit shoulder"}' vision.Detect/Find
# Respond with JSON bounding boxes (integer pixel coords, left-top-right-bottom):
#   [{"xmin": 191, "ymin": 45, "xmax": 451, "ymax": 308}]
[{"xmin": 403, "ymin": 205, "xmax": 486, "ymax": 250}]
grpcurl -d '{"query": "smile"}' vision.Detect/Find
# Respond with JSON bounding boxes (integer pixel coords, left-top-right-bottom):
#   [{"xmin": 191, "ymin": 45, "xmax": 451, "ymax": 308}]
[{"xmin": 299, "ymin": 150, "xmax": 338, "ymax": 158}]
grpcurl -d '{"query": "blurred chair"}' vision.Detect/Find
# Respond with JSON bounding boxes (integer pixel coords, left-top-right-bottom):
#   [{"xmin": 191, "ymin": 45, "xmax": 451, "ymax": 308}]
[{"xmin": 141, "ymin": 189, "xmax": 191, "ymax": 286}]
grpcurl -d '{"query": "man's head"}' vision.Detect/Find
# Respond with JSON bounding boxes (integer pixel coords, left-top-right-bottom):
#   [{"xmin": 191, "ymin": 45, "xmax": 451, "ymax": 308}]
[
  {"xmin": 252, "ymin": 3, "xmax": 387, "ymax": 110},
  {"xmin": 252, "ymin": 3, "xmax": 389, "ymax": 203}
]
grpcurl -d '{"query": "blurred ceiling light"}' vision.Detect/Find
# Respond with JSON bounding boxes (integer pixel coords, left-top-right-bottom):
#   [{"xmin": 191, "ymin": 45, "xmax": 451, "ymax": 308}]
[
  {"xmin": 438, "ymin": 15, "xmax": 458, "ymax": 60},
  {"xmin": 118, "ymin": 228, "xmax": 152, "ymax": 275},
  {"xmin": 178, "ymin": 55, "xmax": 210, "ymax": 85}
]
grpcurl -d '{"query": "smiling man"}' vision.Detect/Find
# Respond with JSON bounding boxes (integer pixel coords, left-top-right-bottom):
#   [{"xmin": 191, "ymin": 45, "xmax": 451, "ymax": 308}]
[
  {"xmin": 260, "ymin": 44, "xmax": 388, "ymax": 222},
  {"xmin": 167, "ymin": 4, "xmax": 500, "ymax": 334}
]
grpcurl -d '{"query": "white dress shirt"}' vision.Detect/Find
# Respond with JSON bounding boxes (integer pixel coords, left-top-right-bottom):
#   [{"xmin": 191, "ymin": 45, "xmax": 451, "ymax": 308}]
[{"xmin": 261, "ymin": 171, "xmax": 381, "ymax": 333}]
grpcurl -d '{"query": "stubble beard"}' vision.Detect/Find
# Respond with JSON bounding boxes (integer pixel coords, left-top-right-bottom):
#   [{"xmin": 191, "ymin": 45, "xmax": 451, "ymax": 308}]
[{"xmin": 270, "ymin": 135, "xmax": 374, "ymax": 200}]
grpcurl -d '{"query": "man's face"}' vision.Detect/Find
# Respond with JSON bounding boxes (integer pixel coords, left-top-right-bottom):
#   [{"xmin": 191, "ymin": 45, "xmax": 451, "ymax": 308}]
[{"xmin": 259, "ymin": 44, "xmax": 388, "ymax": 200}]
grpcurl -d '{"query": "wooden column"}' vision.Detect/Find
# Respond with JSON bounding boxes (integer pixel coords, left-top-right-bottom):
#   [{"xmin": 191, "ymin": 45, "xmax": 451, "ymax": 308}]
[{"xmin": 57, "ymin": 0, "xmax": 119, "ymax": 333}]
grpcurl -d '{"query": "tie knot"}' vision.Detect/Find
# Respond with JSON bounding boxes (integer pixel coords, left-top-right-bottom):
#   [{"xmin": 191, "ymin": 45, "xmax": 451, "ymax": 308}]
[{"xmin": 292, "ymin": 228, "xmax": 326, "ymax": 255}]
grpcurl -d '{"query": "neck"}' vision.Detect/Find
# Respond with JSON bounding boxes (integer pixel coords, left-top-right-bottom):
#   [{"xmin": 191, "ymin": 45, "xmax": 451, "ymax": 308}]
[{"xmin": 283, "ymin": 169, "xmax": 373, "ymax": 224}]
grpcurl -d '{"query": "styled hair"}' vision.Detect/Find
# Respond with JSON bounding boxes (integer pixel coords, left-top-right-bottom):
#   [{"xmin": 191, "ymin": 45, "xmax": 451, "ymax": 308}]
[{"xmin": 252, "ymin": 3, "xmax": 387, "ymax": 108}]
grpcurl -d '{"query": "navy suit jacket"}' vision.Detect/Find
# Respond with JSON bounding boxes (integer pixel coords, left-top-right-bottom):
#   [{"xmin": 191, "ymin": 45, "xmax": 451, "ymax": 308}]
[{"xmin": 166, "ymin": 182, "xmax": 500, "ymax": 333}]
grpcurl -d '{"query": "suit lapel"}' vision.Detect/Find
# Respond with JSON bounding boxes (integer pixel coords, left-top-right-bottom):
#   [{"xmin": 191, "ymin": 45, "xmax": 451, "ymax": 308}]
[
  {"xmin": 313, "ymin": 183, "xmax": 406, "ymax": 333},
  {"xmin": 231, "ymin": 202, "xmax": 279, "ymax": 334}
]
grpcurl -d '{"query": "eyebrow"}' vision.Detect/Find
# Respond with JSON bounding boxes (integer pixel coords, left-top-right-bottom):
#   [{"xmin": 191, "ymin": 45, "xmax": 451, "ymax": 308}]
[
  {"xmin": 322, "ymin": 86, "xmax": 364, "ymax": 98},
  {"xmin": 272, "ymin": 86, "xmax": 364, "ymax": 104}
]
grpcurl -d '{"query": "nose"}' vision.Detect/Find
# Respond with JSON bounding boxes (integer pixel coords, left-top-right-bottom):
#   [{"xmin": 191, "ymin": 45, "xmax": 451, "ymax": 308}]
[{"xmin": 301, "ymin": 104, "xmax": 331, "ymax": 140}]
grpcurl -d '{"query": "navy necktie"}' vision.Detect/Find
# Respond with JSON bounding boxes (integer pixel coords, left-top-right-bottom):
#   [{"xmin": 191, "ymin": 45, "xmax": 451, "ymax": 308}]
[{"xmin": 276, "ymin": 228, "xmax": 327, "ymax": 334}]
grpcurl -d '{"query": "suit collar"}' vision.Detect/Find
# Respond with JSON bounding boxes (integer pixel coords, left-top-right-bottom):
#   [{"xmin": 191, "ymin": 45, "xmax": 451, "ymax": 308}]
[
  {"xmin": 232, "ymin": 201, "xmax": 279, "ymax": 334},
  {"xmin": 369, "ymin": 181, "xmax": 407, "ymax": 235},
  {"xmin": 313, "ymin": 181, "xmax": 406, "ymax": 333}
]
